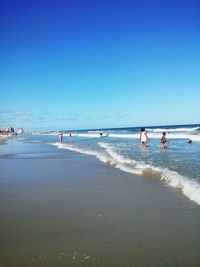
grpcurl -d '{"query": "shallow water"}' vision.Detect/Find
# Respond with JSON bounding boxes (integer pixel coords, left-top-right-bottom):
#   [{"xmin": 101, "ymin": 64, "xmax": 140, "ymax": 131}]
[
  {"xmin": 3, "ymin": 124, "xmax": 200, "ymax": 206},
  {"xmin": 39, "ymin": 124, "xmax": 200, "ymax": 206}
]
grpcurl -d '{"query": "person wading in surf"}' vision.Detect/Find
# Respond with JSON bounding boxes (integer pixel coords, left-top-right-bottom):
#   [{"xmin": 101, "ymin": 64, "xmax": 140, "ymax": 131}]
[
  {"xmin": 59, "ymin": 130, "xmax": 63, "ymax": 143},
  {"xmin": 140, "ymin": 128, "xmax": 148, "ymax": 147},
  {"xmin": 161, "ymin": 132, "xmax": 168, "ymax": 149}
]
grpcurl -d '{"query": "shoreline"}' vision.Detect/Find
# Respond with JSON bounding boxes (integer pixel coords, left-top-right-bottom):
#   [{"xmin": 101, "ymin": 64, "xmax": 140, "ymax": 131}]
[
  {"xmin": 0, "ymin": 138, "xmax": 200, "ymax": 266},
  {"xmin": 0, "ymin": 134, "xmax": 13, "ymax": 143},
  {"xmin": 54, "ymin": 141, "xmax": 200, "ymax": 207}
]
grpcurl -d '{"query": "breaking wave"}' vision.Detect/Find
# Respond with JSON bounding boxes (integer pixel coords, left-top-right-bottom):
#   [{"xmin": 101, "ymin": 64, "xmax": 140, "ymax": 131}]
[
  {"xmin": 52, "ymin": 142, "xmax": 200, "ymax": 206},
  {"xmin": 146, "ymin": 126, "xmax": 200, "ymax": 132}
]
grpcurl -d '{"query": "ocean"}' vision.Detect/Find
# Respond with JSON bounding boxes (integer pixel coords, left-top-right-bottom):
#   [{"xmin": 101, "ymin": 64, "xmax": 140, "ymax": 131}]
[{"xmin": 34, "ymin": 124, "xmax": 200, "ymax": 206}]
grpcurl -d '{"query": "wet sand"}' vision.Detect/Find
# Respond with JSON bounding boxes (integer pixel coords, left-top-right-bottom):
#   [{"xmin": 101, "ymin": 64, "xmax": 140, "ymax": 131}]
[
  {"xmin": 0, "ymin": 138, "xmax": 200, "ymax": 267},
  {"xmin": 0, "ymin": 135, "xmax": 11, "ymax": 144}
]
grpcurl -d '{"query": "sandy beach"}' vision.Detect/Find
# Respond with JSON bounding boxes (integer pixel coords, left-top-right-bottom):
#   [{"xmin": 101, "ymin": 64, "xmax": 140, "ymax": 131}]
[
  {"xmin": 0, "ymin": 135, "xmax": 12, "ymax": 143},
  {"xmin": 0, "ymin": 137, "xmax": 200, "ymax": 267}
]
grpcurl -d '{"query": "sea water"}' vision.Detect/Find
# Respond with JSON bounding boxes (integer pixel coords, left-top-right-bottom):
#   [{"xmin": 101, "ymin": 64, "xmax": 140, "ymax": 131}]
[{"xmin": 34, "ymin": 124, "xmax": 200, "ymax": 206}]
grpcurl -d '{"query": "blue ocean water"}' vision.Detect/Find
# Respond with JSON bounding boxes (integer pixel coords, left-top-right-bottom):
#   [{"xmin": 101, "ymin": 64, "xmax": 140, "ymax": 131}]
[{"xmin": 34, "ymin": 124, "xmax": 200, "ymax": 205}]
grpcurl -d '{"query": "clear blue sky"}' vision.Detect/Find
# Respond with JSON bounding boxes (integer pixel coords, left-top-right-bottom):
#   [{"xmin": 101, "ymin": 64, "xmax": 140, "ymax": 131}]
[{"xmin": 0, "ymin": 0, "xmax": 199, "ymax": 130}]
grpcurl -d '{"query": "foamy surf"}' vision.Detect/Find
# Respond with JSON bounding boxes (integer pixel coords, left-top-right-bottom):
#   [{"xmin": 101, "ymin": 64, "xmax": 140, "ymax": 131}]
[
  {"xmin": 98, "ymin": 142, "xmax": 200, "ymax": 206},
  {"xmin": 34, "ymin": 126, "xmax": 200, "ymax": 142},
  {"xmin": 108, "ymin": 133, "xmax": 200, "ymax": 141},
  {"xmin": 146, "ymin": 126, "xmax": 200, "ymax": 132},
  {"xmin": 41, "ymin": 132, "xmax": 200, "ymax": 141},
  {"xmin": 52, "ymin": 142, "xmax": 110, "ymax": 164},
  {"xmin": 52, "ymin": 142, "xmax": 200, "ymax": 206}
]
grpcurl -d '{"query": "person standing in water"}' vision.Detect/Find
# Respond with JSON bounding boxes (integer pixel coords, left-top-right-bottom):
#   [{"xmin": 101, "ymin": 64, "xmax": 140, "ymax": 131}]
[
  {"xmin": 140, "ymin": 128, "xmax": 148, "ymax": 147},
  {"xmin": 161, "ymin": 132, "xmax": 167, "ymax": 149},
  {"xmin": 59, "ymin": 130, "xmax": 63, "ymax": 143}
]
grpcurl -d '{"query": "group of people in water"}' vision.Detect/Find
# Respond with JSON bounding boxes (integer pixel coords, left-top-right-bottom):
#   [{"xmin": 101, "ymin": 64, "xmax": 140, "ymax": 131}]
[
  {"xmin": 140, "ymin": 127, "xmax": 168, "ymax": 149},
  {"xmin": 140, "ymin": 127, "xmax": 192, "ymax": 149},
  {"xmin": 59, "ymin": 128, "xmax": 192, "ymax": 149}
]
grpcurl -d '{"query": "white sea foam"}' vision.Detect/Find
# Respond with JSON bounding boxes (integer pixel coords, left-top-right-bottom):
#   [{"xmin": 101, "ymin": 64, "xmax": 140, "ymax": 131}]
[
  {"xmin": 159, "ymin": 168, "xmax": 200, "ymax": 205},
  {"xmin": 63, "ymin": 133, "xmax": 78, "ymax": 137},
  {"xmin": 52, "ymin": 142, "xmax": 109, "ymax": 164},
  {"xmin": 99, "ymin": 143, "xmax": 200, "ymax": 205},
  {"xmin": 146, "ymin": 126, "xmax": 200, "ymax": 132},
  {"xmin": 52, "ymin": 141, "xmax": 200, "ymax": 206},
  {"xmin": 88, "ymin": 130, "xmax": 101, "ymax": 133},
  {"xmin": 35, "ymin": 129, "xmax": 200, "ymax": 141},
  {"xmin": 52, "ymin": 142, "xmax": 141, "ymax": 174},
  {"xmin": 98, "ymin": 142, "xmax": 142, "ymax": 174},
  {"xmin": 77, "ymin": 132, "xmax": 200, "ymax": 141},
  {"xmin": 108, "ymin": 133, "xmax": 200, "ymax": 141},
  {"xmin": 150, "ymin": 133, "xmax": 200, "ymax": 141},
  {"xmin": 77, "ymin": 133, "xmax": 108, "ymax": 138}
]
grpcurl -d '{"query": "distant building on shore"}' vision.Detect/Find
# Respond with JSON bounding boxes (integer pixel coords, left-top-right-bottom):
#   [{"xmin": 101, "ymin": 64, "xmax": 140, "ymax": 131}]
[
  {"xmin": 0, "ymin": 126, "xmax": 15, "ymax": 135},
  {"xmin": 16, "ymin": 128, "xmax": 25, "ymax": 134}
]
